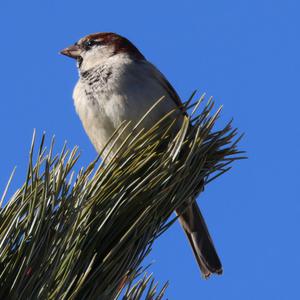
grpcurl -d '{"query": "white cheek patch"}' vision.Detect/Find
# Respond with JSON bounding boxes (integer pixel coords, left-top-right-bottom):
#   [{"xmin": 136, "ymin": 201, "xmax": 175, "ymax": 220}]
[{"xmin": 80, "ymin": 46, "xmax": 114, "ymax": 71}]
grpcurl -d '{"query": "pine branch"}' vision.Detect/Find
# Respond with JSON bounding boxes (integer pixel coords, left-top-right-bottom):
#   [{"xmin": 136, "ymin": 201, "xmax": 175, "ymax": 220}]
[{"xmin": 0, "ymin": 95, "xmax": 244, "ymax": 299}]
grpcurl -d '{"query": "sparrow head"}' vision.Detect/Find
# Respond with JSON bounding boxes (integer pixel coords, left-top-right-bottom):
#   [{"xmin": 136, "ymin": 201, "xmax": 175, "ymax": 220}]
[{"xmin": 60, "ymin": 32, "xmax": 145, "ymax": 71}]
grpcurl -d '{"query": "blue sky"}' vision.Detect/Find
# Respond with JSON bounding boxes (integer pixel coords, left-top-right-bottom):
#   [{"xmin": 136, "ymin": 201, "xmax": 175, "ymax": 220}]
[{"xmin": 0, "ymin": 0, "xmax": 299, "ymax": 299}]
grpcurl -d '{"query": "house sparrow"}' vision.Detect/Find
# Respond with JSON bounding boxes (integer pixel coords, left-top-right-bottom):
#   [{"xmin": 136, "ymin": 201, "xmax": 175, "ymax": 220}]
[{"xmin": 61, "ymin": 32, "xmax": 222, "ymax": 278}]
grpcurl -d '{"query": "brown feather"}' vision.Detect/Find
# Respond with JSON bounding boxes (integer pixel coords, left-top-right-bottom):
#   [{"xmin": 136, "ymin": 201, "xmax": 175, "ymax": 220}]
[{"xmin": 176, "ymin": 201, "xmax": 223, "ymax": 277}]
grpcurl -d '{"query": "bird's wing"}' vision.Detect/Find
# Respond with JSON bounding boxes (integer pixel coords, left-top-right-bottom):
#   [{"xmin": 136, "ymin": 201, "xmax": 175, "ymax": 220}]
[
  {"xmin": 144, "ymin": 62, "xmax": 186, "ymax": 114},
  {"xmin": 140, "ymin": 61, "xmax": 222, "ymax": 277}
]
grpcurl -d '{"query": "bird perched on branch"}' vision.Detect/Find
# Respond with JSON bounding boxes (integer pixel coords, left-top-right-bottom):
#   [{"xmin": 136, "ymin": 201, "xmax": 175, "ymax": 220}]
[{"xmin": 61, "ymin": 32, "xmax": 222, "ymax": 278}]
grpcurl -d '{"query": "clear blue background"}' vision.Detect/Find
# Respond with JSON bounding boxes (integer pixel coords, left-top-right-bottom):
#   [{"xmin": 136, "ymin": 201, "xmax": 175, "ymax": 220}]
[{"xmin": 0, "ymin": 1, "xmax": 299, "ymax": 299}]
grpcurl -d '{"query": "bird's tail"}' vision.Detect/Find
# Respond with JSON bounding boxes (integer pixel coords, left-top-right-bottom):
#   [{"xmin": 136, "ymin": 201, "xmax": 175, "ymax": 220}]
[{"xmin": 176, "ymin": 201, "xmax": 223, "ymax": 278}]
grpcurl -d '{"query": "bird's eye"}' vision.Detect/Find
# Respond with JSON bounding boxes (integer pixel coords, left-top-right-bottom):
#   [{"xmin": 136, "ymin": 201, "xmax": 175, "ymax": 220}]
[{"xmin": 84, "ymin": 40, "xmax": 96, "ymax": 48}]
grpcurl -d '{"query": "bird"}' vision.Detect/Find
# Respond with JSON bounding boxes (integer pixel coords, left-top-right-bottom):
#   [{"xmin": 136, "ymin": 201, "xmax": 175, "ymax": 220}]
[{"xmin": 60, "ymin": 32, "xmax": 222, "ymax": 278}]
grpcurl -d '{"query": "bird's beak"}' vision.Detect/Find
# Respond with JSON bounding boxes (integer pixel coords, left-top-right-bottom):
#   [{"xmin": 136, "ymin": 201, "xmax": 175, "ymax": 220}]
[{"xmin": 60, "ymin": 45, "xmax": 81, "ymax": 59}]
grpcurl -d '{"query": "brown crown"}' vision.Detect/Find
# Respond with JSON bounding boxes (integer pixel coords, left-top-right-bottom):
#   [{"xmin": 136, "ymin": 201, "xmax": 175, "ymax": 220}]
[{"xmin": 78, "ymin": 32, "xmax": 145, "ymax": 60}]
